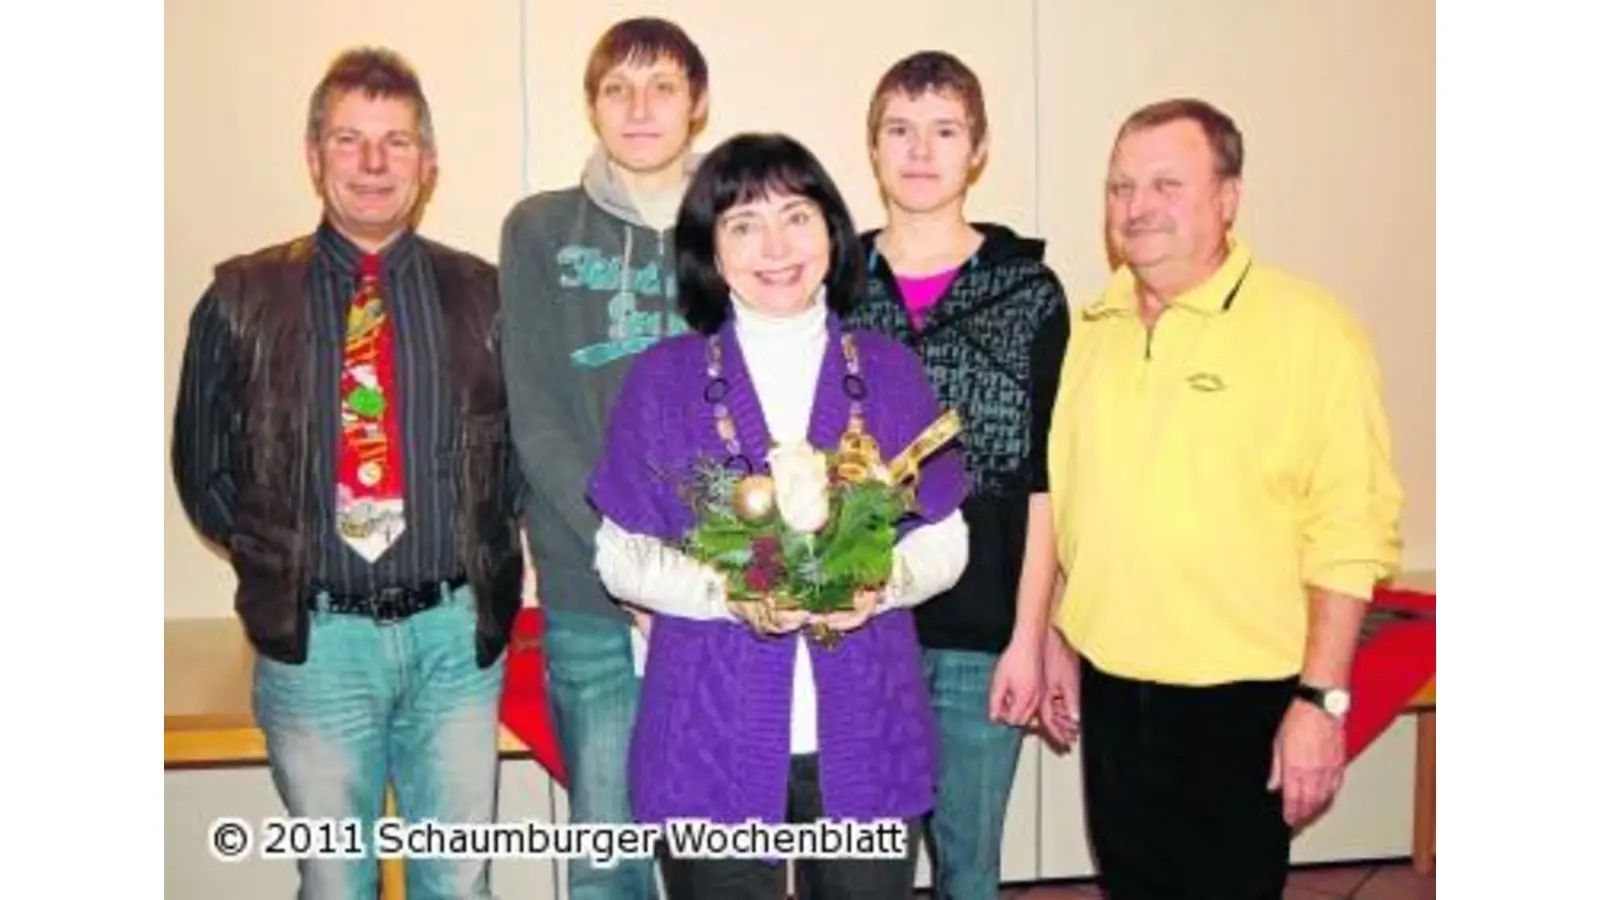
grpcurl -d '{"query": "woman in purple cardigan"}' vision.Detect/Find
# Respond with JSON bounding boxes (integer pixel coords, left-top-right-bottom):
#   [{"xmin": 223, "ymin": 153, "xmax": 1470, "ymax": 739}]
[{"xmin": 588, "ymin": 133, "xmax": 971, "ymax": 899}]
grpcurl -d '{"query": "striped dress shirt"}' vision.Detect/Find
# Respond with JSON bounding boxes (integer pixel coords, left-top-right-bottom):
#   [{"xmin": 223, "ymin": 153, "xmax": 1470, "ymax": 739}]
[
  {"xmin": 171, "ymin": 221, "xmax": 463, "ymax": 598},
  {"xmin": 307, "ymin": 222, "xmax": 460, "ymax": 594}
]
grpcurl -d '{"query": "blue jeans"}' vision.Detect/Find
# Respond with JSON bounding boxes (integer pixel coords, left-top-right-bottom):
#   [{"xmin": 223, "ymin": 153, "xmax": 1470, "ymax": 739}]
[
  {"xmin": 252, "ymin": 585, "xmax": 505, "ymax": 900},
  {"xmin": 541, "ymin": 608, "xmax": 658, "ymax": 900},
  {"xmin": 922, "ymin": 648, "xmax": 1027, "ymax": 900}
]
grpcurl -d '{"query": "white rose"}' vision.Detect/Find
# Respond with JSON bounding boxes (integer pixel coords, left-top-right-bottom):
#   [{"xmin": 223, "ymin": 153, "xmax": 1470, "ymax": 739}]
[{"xmin": 767, "ymin": 442, "xmax": 831, "ymax": 534}]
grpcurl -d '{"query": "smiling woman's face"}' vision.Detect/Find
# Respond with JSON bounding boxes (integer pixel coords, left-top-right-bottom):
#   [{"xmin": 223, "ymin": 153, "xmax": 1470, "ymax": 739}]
[{"xmin": 715, "ymin": 191, "xmax": 830, "ymax": 317}]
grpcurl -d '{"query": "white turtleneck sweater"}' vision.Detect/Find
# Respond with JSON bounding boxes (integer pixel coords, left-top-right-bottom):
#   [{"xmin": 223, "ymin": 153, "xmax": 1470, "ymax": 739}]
[{"xmin": 595, "ymin": 295, "xmax": 970, "ymax": 754}]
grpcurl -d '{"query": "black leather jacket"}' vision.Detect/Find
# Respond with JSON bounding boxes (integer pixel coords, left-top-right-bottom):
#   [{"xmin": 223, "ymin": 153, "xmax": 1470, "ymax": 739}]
[{"xmin": 170, "ymin": 234, "xmax": 523, "ymax": 666}]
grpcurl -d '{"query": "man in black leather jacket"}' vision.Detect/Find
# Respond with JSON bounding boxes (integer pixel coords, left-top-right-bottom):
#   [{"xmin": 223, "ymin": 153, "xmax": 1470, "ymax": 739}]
[{"xmin": 170, "ymin": 47, "xmax": 521, "ymax": 900}]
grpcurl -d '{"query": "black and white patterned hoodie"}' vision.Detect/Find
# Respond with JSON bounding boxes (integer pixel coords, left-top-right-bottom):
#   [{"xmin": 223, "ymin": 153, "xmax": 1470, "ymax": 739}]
[{"xmin": 847, "ymin": 223, "xmax": 1070, "ymax": 654}]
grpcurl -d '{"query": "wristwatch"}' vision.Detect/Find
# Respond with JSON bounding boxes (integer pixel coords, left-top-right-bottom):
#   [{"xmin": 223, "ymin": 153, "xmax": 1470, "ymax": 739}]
[{"xmin": 1294, "ymin": 682, "xmax": 1351, "ymax": 720}]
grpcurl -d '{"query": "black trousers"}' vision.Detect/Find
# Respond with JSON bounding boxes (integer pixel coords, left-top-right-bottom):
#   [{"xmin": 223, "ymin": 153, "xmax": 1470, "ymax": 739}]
[
  {"xmin": 1080, "ymin": 657, "xmax": 1296, "ymax": 900},
  {"xmin": 658, "ymin": 754, "xmax": 922, "ymax": 900}
]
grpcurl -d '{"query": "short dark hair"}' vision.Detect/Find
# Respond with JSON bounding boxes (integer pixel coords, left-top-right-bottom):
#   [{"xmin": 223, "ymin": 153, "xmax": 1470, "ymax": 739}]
[
  {"xmin": 1117, "ymin": 98, "xmax": 1244, "ymax": 179},
  {"xmin": 868, "ymin": 50, "xmax": 987, "ymax": 147},
  {"xmin": 585, "ymin": 17, "xmax": 709, "ymax": 104},
  {"xmin": 675, "ymin": 133, "xmax": 866, "ymax": 335},
  {"xmin": 307, "ymin": 47, "xmax": 433, "ymax": 149}
]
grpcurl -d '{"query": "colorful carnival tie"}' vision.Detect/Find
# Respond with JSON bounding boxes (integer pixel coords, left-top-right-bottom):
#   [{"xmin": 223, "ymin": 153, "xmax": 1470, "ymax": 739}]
[{"xmin": 335, "ymin": 254, "xmax": 406, "ymax": 562}]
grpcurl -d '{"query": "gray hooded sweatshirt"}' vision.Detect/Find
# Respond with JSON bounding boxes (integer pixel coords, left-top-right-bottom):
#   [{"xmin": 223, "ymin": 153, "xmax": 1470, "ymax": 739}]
[{"xmin": 498, "ymin": 146, "xmax": 701, "ymax": 623}]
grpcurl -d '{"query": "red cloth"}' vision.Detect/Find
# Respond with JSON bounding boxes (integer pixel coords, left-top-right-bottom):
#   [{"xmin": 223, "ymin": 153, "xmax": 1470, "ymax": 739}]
[
  {"xmin": 499, "ymin": 608, "xmax": 568, "ymax": 785},
  {"xmin": 1344, "ymin": 584, "xmax": 1436, "ymax": 759}
]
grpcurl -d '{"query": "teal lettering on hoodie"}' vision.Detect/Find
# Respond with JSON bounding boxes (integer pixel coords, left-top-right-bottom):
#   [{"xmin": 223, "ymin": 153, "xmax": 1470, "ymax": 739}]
[
  {"xmin": 555, "ymin": 245, "xmax": 668, "ymax": 294},
  {"xmin": 557, "ymin": 243, "xmax": 689, "ymax": 368},
  {"xmin": 501, "ymin": 143, "xmax": 706, "ymax": 623}
]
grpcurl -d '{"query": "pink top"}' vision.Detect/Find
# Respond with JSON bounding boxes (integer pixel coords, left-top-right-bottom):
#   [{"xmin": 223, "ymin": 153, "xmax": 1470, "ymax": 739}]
[{"xmin": 896, "ymin": 267, "xmax": 960, "ymax": 329}]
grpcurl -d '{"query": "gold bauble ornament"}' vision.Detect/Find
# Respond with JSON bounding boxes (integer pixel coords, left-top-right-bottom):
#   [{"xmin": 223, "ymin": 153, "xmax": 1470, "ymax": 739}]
[{"xmin": 732, "ymin": 475, "xmax": 777, "ymax": 524}]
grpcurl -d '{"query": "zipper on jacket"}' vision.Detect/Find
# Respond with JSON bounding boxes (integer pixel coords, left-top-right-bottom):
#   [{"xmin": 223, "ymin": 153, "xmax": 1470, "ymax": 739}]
[
  {"xmin": 1139, "ymin": 313, "xmax": 1160, "ymax": 392},
  {"xmin": 1144, "ymin": 301, "xmax": 1170, "ymax": 361}
]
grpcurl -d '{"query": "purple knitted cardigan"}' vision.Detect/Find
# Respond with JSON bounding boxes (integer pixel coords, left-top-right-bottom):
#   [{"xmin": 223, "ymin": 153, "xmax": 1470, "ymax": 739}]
[{"xmin": 588, "ymin": 314, "xmax": 967, "ymax": 828}]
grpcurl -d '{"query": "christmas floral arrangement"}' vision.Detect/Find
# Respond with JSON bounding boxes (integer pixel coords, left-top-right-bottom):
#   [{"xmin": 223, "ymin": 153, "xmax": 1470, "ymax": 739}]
[{"xmin": 679, "ymin": 409, "xmax": 963, "ymax": 646}]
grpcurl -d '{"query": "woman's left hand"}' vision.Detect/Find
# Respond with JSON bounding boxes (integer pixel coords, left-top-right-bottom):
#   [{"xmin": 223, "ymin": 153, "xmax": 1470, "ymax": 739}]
[{"xmin": 822, "ymin": 588, "xmax": 881, "ymax": 633}]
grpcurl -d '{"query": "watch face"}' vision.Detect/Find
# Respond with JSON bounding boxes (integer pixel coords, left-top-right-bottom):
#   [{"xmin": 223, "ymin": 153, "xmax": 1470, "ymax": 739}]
[{"xmin": 1325, "ymin": 689, "xmax": 1351, "ymax": 716}]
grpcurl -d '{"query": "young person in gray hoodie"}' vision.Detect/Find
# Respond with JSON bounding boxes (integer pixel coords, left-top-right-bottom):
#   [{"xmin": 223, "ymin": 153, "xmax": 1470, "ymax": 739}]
[{"xmin": 497, "ymin": 17, "xmax": 708, "ymax": 900}]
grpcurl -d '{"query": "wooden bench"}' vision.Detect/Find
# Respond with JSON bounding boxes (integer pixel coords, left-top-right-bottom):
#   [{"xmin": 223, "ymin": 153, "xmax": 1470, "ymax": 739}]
[{"xmin": 165, "ymin": 618, "xmax": 531, "ymax": 899}]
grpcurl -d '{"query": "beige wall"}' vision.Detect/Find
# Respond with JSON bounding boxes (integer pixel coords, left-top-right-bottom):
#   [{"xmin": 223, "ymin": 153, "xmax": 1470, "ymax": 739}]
[{"xmin": 165, "ymin": 0, "xmax": 1434, "ymax": 619}]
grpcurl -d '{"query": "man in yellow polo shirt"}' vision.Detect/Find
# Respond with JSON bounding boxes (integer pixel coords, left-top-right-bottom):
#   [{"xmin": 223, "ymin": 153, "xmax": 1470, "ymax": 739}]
[{"xmin": 1040, "ymin": 98, "xmax": 1404, "ymax": 899}]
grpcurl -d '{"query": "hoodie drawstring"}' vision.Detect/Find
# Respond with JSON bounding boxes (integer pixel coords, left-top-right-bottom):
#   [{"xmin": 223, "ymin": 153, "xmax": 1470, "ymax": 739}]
[{"xmin": 621, "ymin": 224, "xmax": 634, "ymax": 299}]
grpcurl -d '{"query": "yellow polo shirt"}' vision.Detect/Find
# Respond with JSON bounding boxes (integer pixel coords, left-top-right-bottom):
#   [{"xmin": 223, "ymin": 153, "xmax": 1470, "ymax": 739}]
[{"xmin": 1048, "ymin": 238, "xmax": 1403, "ymax": 685}]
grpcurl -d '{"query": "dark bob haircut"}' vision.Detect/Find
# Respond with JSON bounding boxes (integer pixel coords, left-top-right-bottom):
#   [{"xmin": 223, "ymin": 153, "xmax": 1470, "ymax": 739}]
[{"xmin": 675, "ymin": 132, "xmax": 866, "ymax": 334}]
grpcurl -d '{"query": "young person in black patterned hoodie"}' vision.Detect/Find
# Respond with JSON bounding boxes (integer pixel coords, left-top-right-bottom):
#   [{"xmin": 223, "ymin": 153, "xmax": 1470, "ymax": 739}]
[{"xmin": 845, "ymin": 51, "xmax": 1076, "ymax": 900}]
